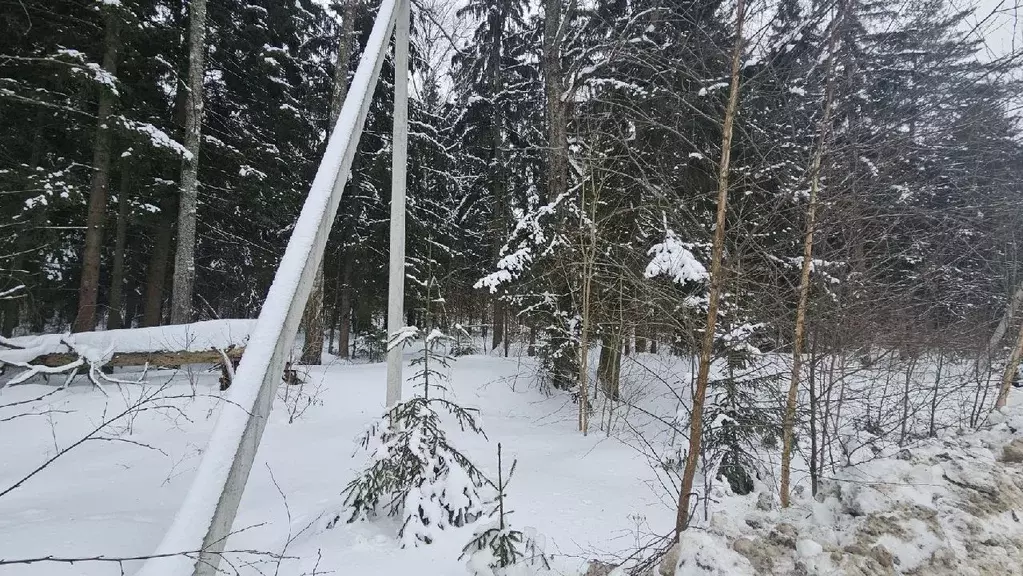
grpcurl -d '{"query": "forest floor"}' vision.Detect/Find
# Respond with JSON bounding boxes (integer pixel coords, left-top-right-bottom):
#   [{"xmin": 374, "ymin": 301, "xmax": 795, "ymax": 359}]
[{"xmin": 0, "ymin": 343, "xmax": 1021, "ymax": 575}]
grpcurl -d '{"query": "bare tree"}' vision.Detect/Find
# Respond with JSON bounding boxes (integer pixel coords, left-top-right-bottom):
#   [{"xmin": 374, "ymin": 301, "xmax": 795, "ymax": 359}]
[
  {"xmin": 780, "ymin": 0, "xmax": 845, "ymax": 508},
  {"xmin": 676, "ymin": 0, "xmax": 746, "ymax": 537}
]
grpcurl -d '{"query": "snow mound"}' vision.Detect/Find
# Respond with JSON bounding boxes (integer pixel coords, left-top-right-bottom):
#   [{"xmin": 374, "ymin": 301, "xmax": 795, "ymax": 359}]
[{"xmin": 677, "ymin": 405, "xmax": 1023, "ymax": 576}]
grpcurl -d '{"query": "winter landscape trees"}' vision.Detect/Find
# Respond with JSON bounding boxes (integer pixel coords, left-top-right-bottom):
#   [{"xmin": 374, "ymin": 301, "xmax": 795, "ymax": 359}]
[{"xmin": 2, "ymin": 0, "xmax": 1023, "ymax": 574}]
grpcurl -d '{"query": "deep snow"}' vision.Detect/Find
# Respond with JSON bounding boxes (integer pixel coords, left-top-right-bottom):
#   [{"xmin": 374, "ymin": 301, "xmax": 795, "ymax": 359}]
[
  {"xmin": 0, "ymin": 352, "xmax": 672, "ymax": 575},
  {"xmin": 1, "ymin": 344, "xmax": 1020, "ymax": 576}
]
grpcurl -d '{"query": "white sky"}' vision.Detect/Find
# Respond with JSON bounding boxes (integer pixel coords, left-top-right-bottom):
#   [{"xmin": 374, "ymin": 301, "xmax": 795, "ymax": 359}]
[{"xmin": 961, "ymin": 0, "xmax": 1022, "ymax": 59}]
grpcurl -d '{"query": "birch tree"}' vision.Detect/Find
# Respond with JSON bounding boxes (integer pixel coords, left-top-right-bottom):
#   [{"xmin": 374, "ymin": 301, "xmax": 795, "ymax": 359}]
[
  {"xmin": 676, "ymin": 0, "xmax": 746, "ymax": 536},
  {"xmin": 780, "ymin": 0, "xmax": 845, "ymax": 509}
]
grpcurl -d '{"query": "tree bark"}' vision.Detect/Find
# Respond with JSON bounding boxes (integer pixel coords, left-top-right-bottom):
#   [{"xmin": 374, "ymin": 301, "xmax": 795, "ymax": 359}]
[
  {"xmin": 301, "ymin": 0, "xmax": 357, "ymax": 364},
  {"xmin": 142, "ymin": 194, "xmax": 176, "ymax": 327},
  {"xmin": 73, "ymin": 10, "xmax": 120, "ymax": 333},
  {"xmin": 780, "ymin": 0, "xmax": 843, "ymax": 508},
  {"xmin": 106, "ymin": 159, "xmax": 131, "ymax": 330},
  {"xmin": 300, "ymin": 268, "xmax": 325, "ymax": 363},
  {"xmin": 337, "ymin": 249, "xmax": 353, "ymax": 358},
  {"xmin": 995, "ymin": 317, "xmax": 1023, "ymax": 409},
  {"xmin": 676, "ymin": 0, "xmax": 745, "ymax": 538},
  {"xmin": 598, "ymin": 336, "xmax": 622, "ymax": 400},
  {"xmin": 982, "ymin": 280, "xmax": 1023, "ymax": 374},
  {"xmin": 542, "ymin": 0, "xmax": 570, "ymax": 205},
  {"xmin": 169, "ymin": 0, "xmax": 208, "ymax": 324}
]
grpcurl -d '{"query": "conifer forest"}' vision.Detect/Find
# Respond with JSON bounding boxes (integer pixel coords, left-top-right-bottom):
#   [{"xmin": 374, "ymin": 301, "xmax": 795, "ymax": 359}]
[{"xmin": 2, "ymin": 1, "xmax": 1023, "ymax": 575}]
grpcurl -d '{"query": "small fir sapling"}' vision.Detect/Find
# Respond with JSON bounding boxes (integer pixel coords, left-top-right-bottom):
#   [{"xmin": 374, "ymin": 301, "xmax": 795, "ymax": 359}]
[
  {"xmin": 341, "ymin": 272, "xmax": 490, "ymax": 546},
  {"xmin": 356, "ymin": 326, "xmax": 389, "ymax": 362},
  {"xmin": 703, "ymin": 321, "xmax": 780, "ymax": 496},
  {"xmin": 461, "ymin": 444, "xmax": 550, "ymax": 576}
]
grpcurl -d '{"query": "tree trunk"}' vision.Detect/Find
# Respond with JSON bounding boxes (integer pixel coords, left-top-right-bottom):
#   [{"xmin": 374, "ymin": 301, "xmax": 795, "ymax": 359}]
[
  {"xmin": 676, "ymin": 0, "xmax": 745, "ymax": 538},
  {"xmin": 300, "ymin": 0, "xmax": 357, "ymax": 364},
  {"xmin": 73, "ymin": 10, "xmax": 120, "ymax": 333},
  {"xmin": 542, "ymin": 0, "xmax": 569, "ymax": 206},
  {"xmin": 982, "ymin": 280, "xmax": 1023, "ymax": 375},
  {"xmin": 169, "ymin": 0, "xmax": 208, "ymax": 324},
  {"xmin": 142, "ymin": 194, "xmax": 176, "ymax": 327},
  {"xmin": 929, "ymin": 351, "xmax": 944, "ymax": 437},
  {"xmin": 808, "ymin": 344, "xmax": 819, "ymax": 498},
  {"xmin": 780, "ymin": 0, "xmax": 843, "ymax": 508},
  {"xmin": 1, "ymin": 252, "xmax": 22, "ymax": 336},
  {"xmin": 492, "ymin": 300, "xmax": 504, "ymax": 351},
  {"xmin": 106, "ymin": 160, "xmax": 131, "ymax": 330},
  {"xmin": 338, "ymin": 249, "xmax": 353, "ymax": 359},
  {"xmin": 635, "ymin": 332, "xmax": 647, "ymax": 354},
  {"xmin": 487, "ymin": 4, "xmax": 509, "ymax": 353},
  {"xmin": 995, "ymin": 317, "xmax": 1023, "ymax": 409},
  {"xmin": 300, "ymin": 268, "xmax": 325, "ymax": 364},
  {"xmin": 598, "ymin": 336, "xmax": 622, "ymax": 400}
]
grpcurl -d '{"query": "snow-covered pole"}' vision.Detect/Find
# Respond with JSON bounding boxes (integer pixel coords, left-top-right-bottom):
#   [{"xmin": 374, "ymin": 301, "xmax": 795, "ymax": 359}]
[
  {"xmin": 385, "ymin": 0, "xmax": 410, "ymax": 408},
  {"xmin": 136, "ymin": 2, "xmax": 400, "ymax": 575}
]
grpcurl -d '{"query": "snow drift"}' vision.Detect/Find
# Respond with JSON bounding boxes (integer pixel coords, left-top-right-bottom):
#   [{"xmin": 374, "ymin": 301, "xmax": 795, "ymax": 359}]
[{"xmin": 673, "ymin": 403, "xmax": 1023, "ymax": 576}]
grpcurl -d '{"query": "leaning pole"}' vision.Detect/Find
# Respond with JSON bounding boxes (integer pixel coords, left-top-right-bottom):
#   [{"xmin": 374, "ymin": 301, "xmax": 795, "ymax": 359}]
[{"xmin": 136, "ymin": 2, "xmax": 408, "ymax": 574}]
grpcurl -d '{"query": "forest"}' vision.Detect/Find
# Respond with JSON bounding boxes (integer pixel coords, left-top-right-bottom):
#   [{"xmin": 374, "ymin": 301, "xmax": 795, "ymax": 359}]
[{"xmin": 2, "ymin": 0, "xmax": 1023, "ymax": 575}]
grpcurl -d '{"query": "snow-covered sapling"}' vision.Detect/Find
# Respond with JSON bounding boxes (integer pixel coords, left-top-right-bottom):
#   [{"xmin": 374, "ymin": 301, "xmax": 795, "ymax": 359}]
[
  {"xmin": 461, "ymin": 444, "xmax": 550, "ymax": 576},
  {"xmin": 341, "ymin": 326, "xmax": 489, "ymax": 547}
]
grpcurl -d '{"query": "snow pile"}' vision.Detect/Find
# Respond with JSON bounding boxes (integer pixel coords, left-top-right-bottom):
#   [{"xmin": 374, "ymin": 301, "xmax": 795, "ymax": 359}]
[
  {"xmin": 674, "ymin": 531, "xmax": 754, "ymax": 575},
  {"xmin": 672, "ymin": 404, "xmax": 1023, "ymax": 575},
  {"xmin": 0, "ymin": 319, "xmax": 255, "ymax": 365}
]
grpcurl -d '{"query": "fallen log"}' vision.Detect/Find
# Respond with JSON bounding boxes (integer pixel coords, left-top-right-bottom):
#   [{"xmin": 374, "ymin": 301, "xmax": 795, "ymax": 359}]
[
  {"xmin": 0, "ymin": 320, "xmax": 257, "ymax": 388},
  {"xmin": 27, "ymin": 347, "xmax": 245, "ymax": 369}
]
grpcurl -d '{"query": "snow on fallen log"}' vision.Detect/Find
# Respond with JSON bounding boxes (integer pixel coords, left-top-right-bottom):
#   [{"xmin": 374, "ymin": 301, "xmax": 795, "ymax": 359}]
[{"xmin": 0, "ymin": 320, "xmax": 256, "ymax": 384}]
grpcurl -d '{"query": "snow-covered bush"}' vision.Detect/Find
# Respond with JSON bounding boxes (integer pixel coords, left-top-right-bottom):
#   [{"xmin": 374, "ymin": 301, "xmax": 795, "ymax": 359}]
[
  {"xmin": 341, "ymin": 327, "xmax": 489, "ymax": 547},
  {"xmin": 461, "ymin": 445, "xmax": 550, "ymax": 576}
]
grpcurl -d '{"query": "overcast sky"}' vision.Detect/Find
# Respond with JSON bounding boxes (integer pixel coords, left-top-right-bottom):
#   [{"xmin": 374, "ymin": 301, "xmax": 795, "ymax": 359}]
[{"xmin": 961, "ymin": 0, "xmax": 1021, "ymax": 60}]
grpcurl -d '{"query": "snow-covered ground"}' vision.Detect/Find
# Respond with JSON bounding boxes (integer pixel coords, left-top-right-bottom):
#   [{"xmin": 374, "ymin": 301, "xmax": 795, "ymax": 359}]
[
  {"xmin": 0, "ymin": 352, "xmax": 672, "ymax": 575},
  {"xmin": 1, "ymin": 344, "xmax": 1020, "ymax": 575}
]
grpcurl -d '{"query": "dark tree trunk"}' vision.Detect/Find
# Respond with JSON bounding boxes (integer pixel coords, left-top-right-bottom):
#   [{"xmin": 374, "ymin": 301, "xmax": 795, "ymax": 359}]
[
  {"xmin": 74, "ymin": 11, "xmax": 120, "ymax": 333},
  {"xmin": 635, "ymin": 332, "xmax": 648, "ymax": 354},
  {"xmin": 106, "ymin": 160, "xmax": 131, "ymax": 330},
  {"xmin": 598, "ymin": 335, "xmax": 622, "ymax": 400},
  {"xmin": 142, "ymin": 194, "xmax": 175, "ymax": 327},
  {"xmin": 542, "ymin": 0, "xmax": 569, "ymax": 206},
  {"xmin": 337, "ymin": 249, "xmax": 353, "ymax": 359},
  {"xmin": 492, "ymin": 300, "xmax": 504, "ymax": 351},
  {"xmin": 301, "ymin": 0, "xmax": 358, "ymax": 364}
]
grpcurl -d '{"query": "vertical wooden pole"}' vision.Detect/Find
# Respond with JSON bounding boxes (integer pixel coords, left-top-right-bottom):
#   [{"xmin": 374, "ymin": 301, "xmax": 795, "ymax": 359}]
[{"xmin": 386, "ymin": 0, "xmax": 410, "ymax": 407}]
